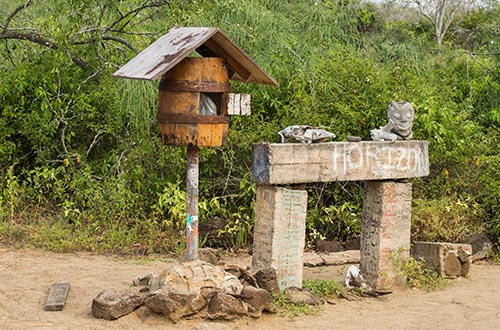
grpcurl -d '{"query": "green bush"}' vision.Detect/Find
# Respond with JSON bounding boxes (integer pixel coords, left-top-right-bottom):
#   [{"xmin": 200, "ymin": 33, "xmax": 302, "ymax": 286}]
[
  {"xmin": 1, "ymin": 0, "xmax": 500, "ymax": 254},
  {"xmin": 412, "ymin": 196, "xmax": 486, "ymax": 243}
]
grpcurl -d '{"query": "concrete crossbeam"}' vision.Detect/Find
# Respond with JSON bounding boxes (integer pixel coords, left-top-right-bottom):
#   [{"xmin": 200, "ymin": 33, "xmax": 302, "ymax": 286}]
[{"xmin": 252, "ymin": 141, "xmax": 429, "ymax": 185}]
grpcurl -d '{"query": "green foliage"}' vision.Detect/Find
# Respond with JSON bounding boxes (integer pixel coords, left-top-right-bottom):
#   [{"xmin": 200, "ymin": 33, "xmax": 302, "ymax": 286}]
[
  {"xmin": 476, "ymin": 154, "xmax": 500, "ymax": 238},
  {"xmin": 1, "ymin": 0, "xmax": 500, "ymax": 254},
  {"xmin": 303, "ymin": 278, "xmax": 344, "ymax": 299},
  {"xmin": 272, "ymin": 293, "xmax": 322, "ymax": 319},
  {"xmin": 412, "ymin": 196, "xmax": 487, "ymax": 243},
  {"xmin": 306, "ymin": 184, "xmax": 363, "ymax": 246},
  {"xmin": 391, "ymin": 248, "xmax": 448, "ymax": 291}
]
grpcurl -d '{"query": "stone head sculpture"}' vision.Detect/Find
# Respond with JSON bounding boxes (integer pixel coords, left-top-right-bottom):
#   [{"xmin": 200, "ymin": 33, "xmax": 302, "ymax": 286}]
[{"xmin": 371, "ymin": 101, "xmax": 414, "ymax": 141}]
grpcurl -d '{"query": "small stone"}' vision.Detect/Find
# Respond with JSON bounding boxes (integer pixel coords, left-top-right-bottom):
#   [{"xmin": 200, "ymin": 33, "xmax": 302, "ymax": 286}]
[
  {"xmin": 223, "ymin": 274, "xmax": 244, "ymax": 295},
  {"xmin": 92, "ymin": 290, "xmax": 148, "ymax": 320},
  {"xmin": 316, "ymin": 239, "xmax": 345, "ymax": 253},
  {"xmin": 254, "ymin": 268, "xmax": 280, "ymax": 296},
  {"xmin": 145, "ymin": 289, "xmax": 206, "ymax": 323},
  {"xmin": 321, "ymin": 250, "xmax": 360, "ymax": 266},
  {"xmin": 238, "ymin": 285, "xmax": 275, "ymax": 317},
  {"xmin": 326, "ymin": 297, "xmax": 337, "ymax": 305},
  {"xmin": 347, "ymin": 135, "xmax": 362, "ymax": 142},
  {"xmin": 303, "ymin": 252, "xmax": 324, "ymax": 267},
  {"xmin": 461, "ymin": 233, "xmax": 493, "ymax": 261},
  {"xmin": 283, "ymin": 287, "xmax": 323, "ymax": 306},
  {"xmin": 198, "ymin": 248, "xmax": 221, "ymax": 265},
  {"xmin": 444, "ymin": 252, "xmax": 462, "ymax": 277},
  {"xmin": 207, "ymin": 292, "xmax": 248, "ymax": 320},
  {"xmin": 133, "ymin": 272, "xmax": 156, "ymax": 287},
  {"xmin": 224, "ymin": 264, "xmax": 258, "ymax": 287}
]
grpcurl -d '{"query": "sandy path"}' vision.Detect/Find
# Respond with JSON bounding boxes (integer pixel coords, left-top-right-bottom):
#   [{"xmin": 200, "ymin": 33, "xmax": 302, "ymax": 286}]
[{"xmin": 0, "ymin": 246, "xmax": 499, "ymax": 330}]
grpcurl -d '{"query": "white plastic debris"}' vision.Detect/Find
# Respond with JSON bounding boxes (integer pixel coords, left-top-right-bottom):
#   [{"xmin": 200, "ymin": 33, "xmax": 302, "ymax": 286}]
[{"xmin": 278, "ymin": 125, "xmax": 336, "ymax": 144}]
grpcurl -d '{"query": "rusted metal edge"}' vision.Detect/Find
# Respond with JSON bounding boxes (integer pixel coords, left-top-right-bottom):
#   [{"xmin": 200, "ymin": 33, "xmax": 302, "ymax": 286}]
[
  {"xmin": 159, "ymin": 80, "xmax": 231, "ymax": 92},
  {"xmin": 157, "ymin": 113, "xmax": 229, "ymax": 124}
]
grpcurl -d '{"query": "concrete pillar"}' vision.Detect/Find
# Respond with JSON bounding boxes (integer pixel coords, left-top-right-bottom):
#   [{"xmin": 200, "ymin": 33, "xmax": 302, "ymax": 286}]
[
  {"xmin": 360, "ymin": 180, "xmax": 412, "ymax": 289},
  {"xmin": 252, "ymin": 185, "xmax": 308, "ymax": 290}
]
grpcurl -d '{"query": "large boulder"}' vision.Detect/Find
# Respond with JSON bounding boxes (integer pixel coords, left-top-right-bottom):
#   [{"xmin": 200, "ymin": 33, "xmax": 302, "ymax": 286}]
[{"xmin": 461, "ymin": 233, "xmax": 493, "ymax": 261}]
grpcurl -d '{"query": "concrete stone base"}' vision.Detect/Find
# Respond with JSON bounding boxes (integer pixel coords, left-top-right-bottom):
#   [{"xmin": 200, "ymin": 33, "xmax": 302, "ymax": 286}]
[
  {"xmin": 252, "ymin": 185, "xmax": 308, "ymax": 291},
  {"xmin": 412, "ymin": 242, "xmax": 472, "ymax": 278},
  {"xmin": 360, "ymin": 181, "xmax": 412, "ymax": 290}
]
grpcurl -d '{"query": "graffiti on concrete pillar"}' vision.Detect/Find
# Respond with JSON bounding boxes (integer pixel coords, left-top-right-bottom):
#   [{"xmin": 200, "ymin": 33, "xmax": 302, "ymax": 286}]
[
  {"xmin": 275, "ymin": 188, "xmax": 307, "ymax": 289},
  {"xmin": 332, "ymin": 142, "xmax": 428, "ymax": 178},
  {"xmin": 360, "ymin": 213, "xmax": 380, "ymax": 276}
]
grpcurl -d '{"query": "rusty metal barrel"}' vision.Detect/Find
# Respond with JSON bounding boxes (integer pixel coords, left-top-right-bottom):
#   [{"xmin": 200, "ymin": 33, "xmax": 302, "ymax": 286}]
[{"xmin": 157, "ymin": 57, "xmax": 230, "ymax": 147}]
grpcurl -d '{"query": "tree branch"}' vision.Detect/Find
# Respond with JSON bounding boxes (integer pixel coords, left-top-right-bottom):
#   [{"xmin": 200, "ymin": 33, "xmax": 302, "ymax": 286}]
[
  {"xmin": 106, "ymin": 0, "xmax": 170, "ymax": 33},
  {"xmin": 72, "ymin": 34, "xmax": 139, "ymax": 53},
  {"xmin": 0, "ymin": 30, "xmax": 58, "ymax": 49},
  {"xmin": 0, "ymin": 30, "xmax": 89, "ymax": 69},
  {"xmin": 3, "ymin": 0, "xmax": 34, "ymax": 32}
]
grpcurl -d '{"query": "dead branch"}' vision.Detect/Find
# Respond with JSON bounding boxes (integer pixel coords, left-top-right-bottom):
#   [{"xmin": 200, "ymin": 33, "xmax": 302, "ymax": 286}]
[
  {"xmin": 106, "ymin": 0, "xmax": 171, "ymax": 33},
  {"xmin": 0, "ymin": 30, "xmax": 89, "ymax": 70},
  {"xmin": 1, "ymin": 0, "xmax": 172, "ymax": 72},
  {"xmin": 3, "ymin": 0, "xmax": 34, "ymax": 32},
  {"xmin": 72, "ymin": 34, "xmax": 139, "ymax": 53},
  {"xmin": 0, "ymin": 30, "xmax": 58, "ymax": 49}
]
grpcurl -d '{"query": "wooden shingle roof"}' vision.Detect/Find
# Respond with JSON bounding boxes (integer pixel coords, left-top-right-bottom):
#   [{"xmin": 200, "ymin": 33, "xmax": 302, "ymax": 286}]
[{"xmin": 113, "ymin": 27, "xmax": 278, "ymax": 86}]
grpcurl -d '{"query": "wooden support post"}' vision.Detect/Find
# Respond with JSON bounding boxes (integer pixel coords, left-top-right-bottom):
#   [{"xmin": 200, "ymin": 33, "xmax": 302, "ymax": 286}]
[{"xmin": 186, "ymin": 144, "xmax": 199, "ymax": 260}]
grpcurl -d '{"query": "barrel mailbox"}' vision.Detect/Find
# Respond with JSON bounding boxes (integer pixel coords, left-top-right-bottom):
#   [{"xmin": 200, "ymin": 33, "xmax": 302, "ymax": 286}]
[
  {"xmin": 113, "ymin": 27, "xmax": 277, "ymax": 260},
  {"xmin": 157, "ymin": 57, "xmax": 230, "ymax": 147}
]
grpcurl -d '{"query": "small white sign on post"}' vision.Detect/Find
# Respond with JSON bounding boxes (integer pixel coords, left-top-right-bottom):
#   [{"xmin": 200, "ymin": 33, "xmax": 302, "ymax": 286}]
[{"xmin": 228, "ymin": 93, "xmax": 251, "ymax": 115}]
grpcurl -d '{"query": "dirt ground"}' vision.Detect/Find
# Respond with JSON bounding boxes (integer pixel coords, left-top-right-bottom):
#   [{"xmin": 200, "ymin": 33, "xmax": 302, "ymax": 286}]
[{"xmin": 1, "ymin": 246, "xmax": 499, "ymax": 330}]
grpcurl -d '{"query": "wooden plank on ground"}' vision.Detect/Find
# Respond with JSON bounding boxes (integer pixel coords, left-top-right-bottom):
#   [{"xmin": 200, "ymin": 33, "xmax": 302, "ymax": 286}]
[
  {"xmin": 252, "ymin": 141, "xmax": 429, "ymax": 185},
  {"xmin": 45, "ymin": 283, "xmax": 70, "ymax": 311}
]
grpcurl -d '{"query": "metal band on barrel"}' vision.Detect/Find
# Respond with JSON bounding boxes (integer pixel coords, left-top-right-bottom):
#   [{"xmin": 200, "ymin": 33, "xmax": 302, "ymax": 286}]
[
  {"xmin": 157, "ymin": 113, "xmax": 229, "ymax": 124},
  {"xmin": 159, "ymin": 80, "xmax": 231, "ymax": 92}
]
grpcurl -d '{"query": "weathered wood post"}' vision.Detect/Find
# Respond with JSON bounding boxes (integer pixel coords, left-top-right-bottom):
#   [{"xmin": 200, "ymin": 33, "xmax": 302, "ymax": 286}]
[
  {"xmin": 186, "ymin": 144, "xmax": 200, "ymax": 260},
  {"xmin": 112, "ymin": 27, "xmax": 277, "ymax": 260},
  {"xmin": 252, "ymin": 141, "xmax": 429, "ymax": 290}
]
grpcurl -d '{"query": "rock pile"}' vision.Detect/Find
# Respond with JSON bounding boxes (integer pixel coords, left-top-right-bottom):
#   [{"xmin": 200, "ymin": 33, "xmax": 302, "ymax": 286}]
[{"xmin": 92, "ymin": 260, "xmax": 278, "ymax": 323}]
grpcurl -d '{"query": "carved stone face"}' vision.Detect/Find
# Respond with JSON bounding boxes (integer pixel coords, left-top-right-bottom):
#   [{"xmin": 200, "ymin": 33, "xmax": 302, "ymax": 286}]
[{"xmin": 388, "ymin": 101, "xmax": 414, "ymax": 138}]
